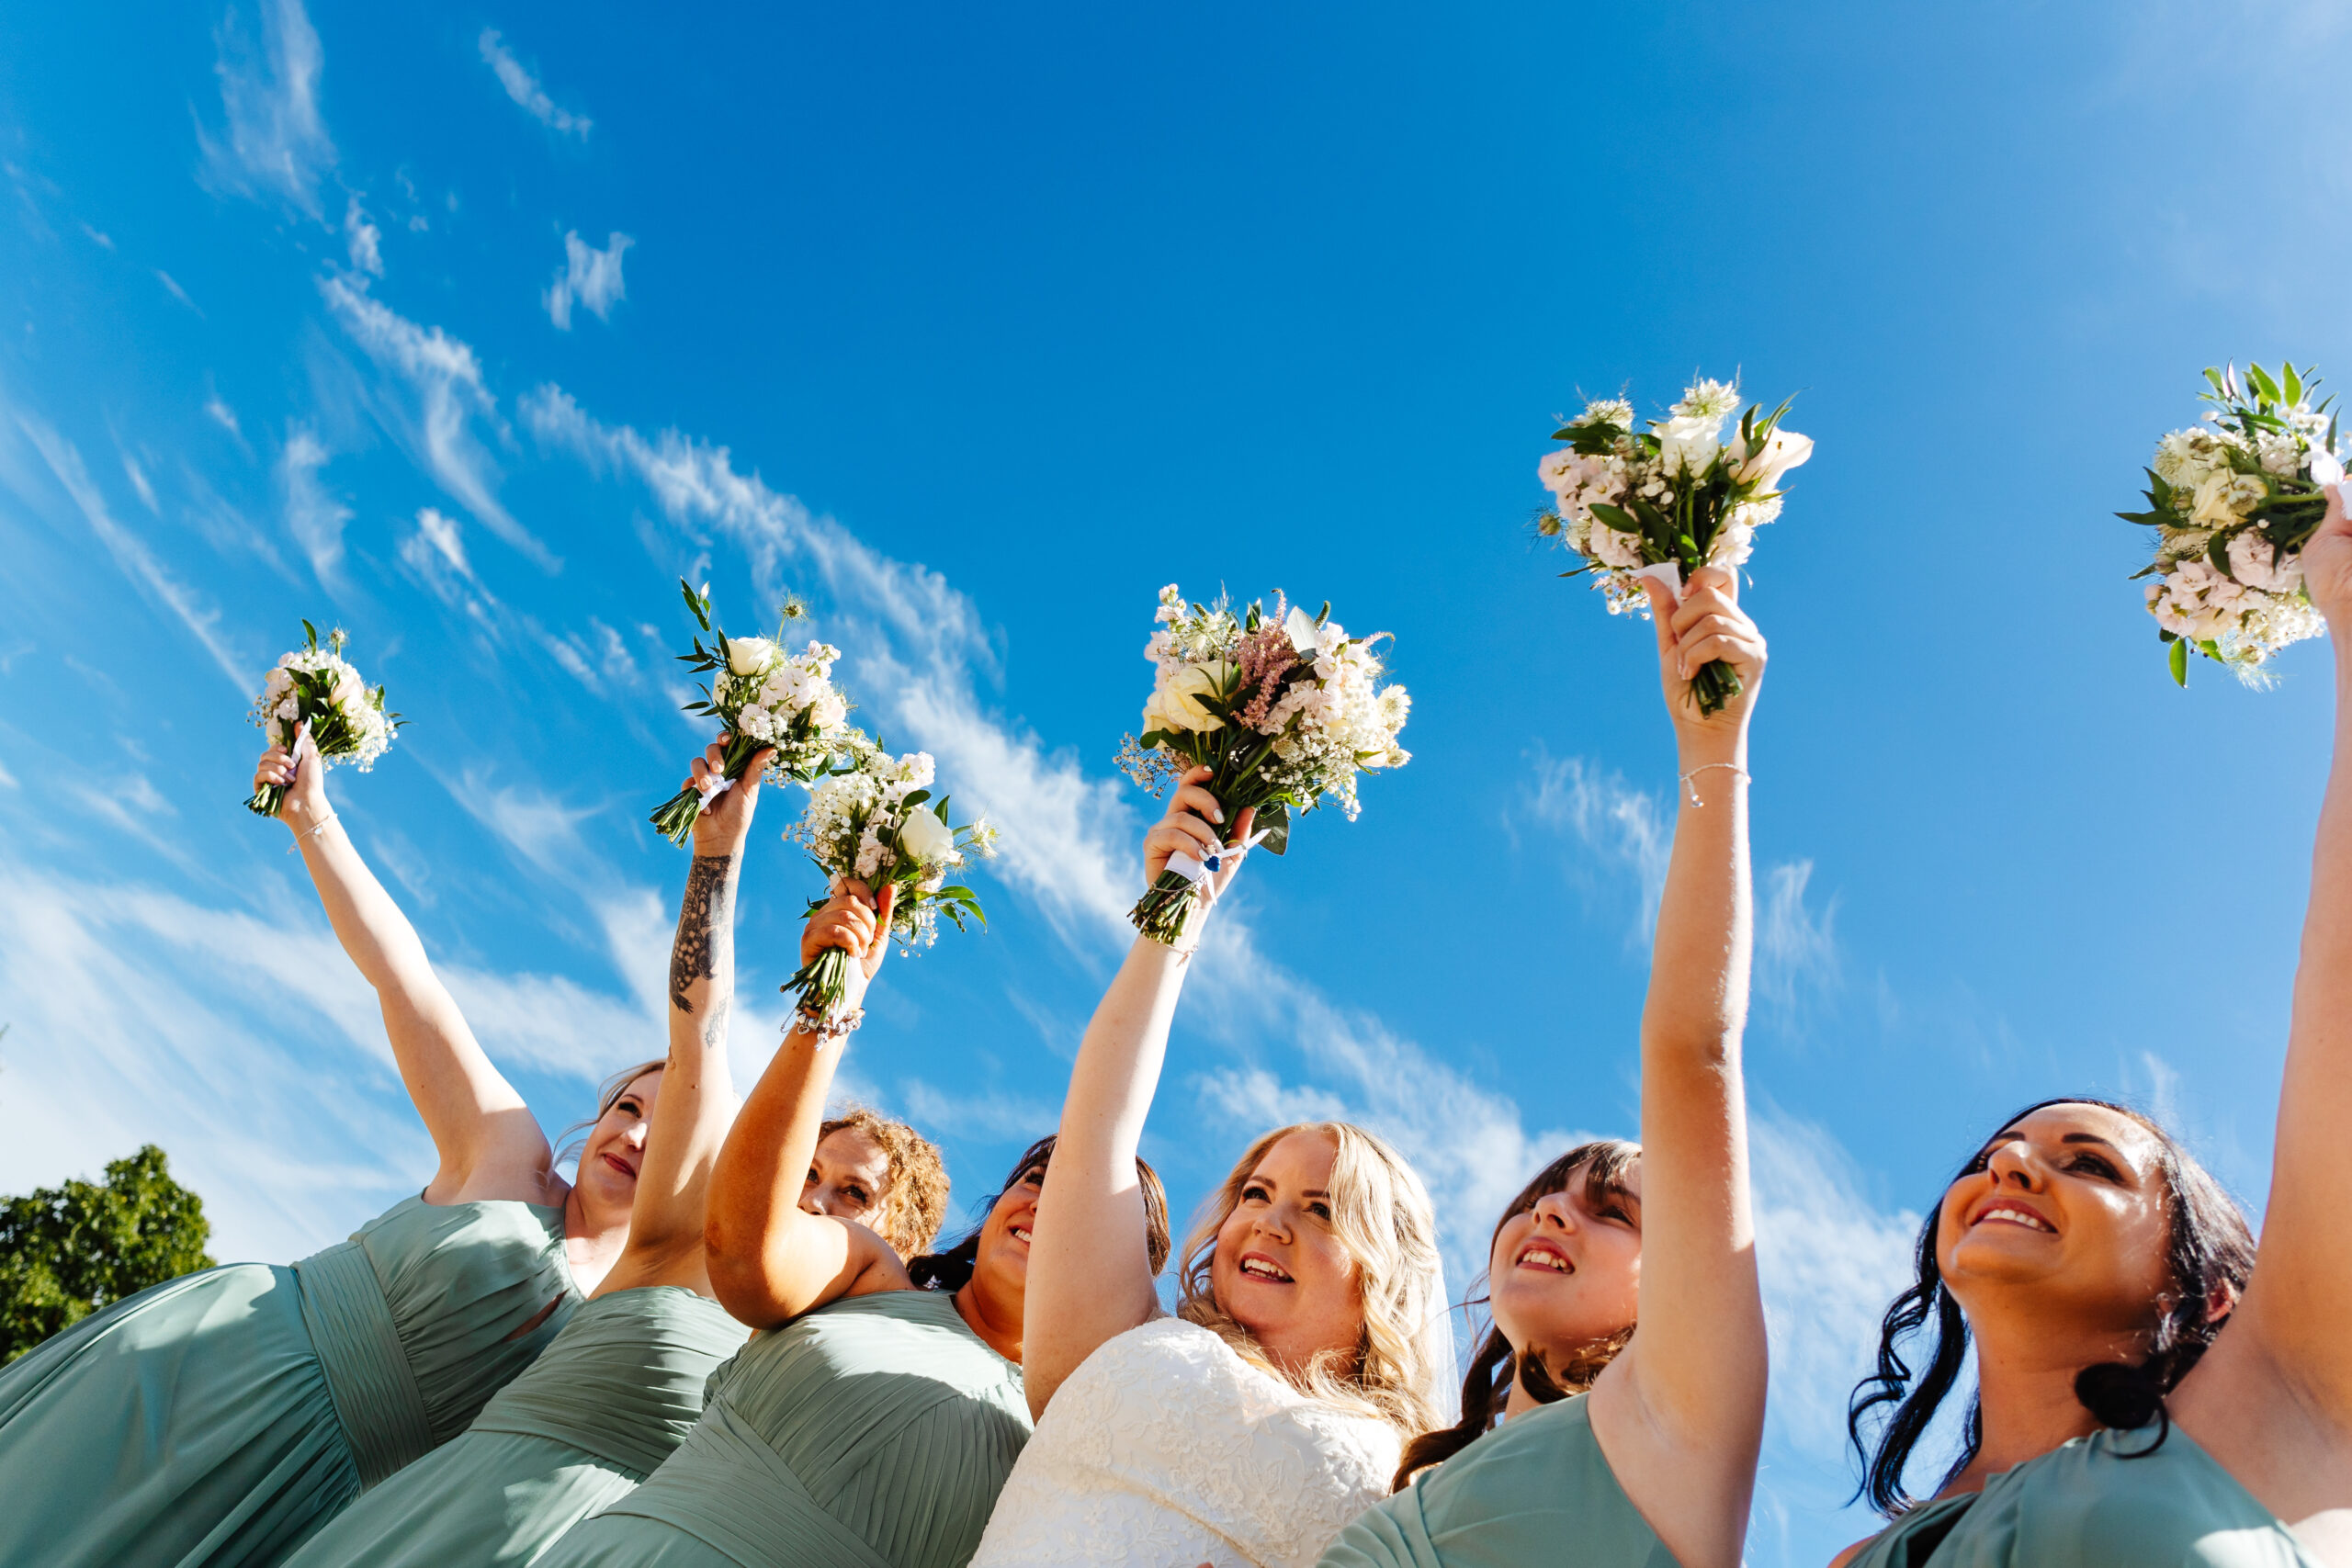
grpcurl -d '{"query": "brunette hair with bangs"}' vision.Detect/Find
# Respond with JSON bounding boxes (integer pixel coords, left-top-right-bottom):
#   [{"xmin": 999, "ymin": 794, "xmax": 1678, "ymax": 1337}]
[
  {"xmin": 1391, "ymin": 1138, "xmax": 1641, "ymax": 1489},
  {"xmin": 1845, "ymin": 1097, "xmax": 2256, "ymax": 1517}
]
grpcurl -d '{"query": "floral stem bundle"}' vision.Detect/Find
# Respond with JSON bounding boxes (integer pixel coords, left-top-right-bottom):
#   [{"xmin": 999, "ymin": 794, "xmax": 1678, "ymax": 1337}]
[
  {"xmin": 649, "ymin": 579, "xmax": 854, "ymax": 846},
  {"xmin": 1115, "ymin": 584, "xmax": 1410, "ymax": 947},
  {"xmin": 243, "ymin": 622, "xmax": 401, "ymax": 817},
  {"xmin": 781, "ymin": 737, "xmax": 997, "ymax": 1030},
  {"xmin": 2120, "ymin": 362, "xmax": 2340, "ymax": 687},
  {"xmin": 1535, "ymin": 378, "xmax": 1811, "ymax": 716}
]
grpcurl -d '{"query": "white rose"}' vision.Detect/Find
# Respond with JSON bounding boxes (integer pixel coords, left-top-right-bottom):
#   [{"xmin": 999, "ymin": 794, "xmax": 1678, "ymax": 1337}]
[
  {"xmin": 726, "ymin": 636, "xmax": 777, "ymax": 677},
  {"xmin": 1729, "ymin": 427, "xmax": 1814, "ymax": 491},
  {"xmin": 897, "ymin": 807, "xmax": 956, "ymax": 865},
  {"xmin": 2190, "ymin": 470, "xmax": 2262, "ymax": 528},
  {"xmin": 809, "ymin": 690, "xmax": 847, "ymax": 730},
  {"xmin": 1655, "ymin": 413, "xmax": 1724, "ymax": 477},
  {"xmin": 1154, "ymin": 661, "xmax": 1229, "ymax": 732}
]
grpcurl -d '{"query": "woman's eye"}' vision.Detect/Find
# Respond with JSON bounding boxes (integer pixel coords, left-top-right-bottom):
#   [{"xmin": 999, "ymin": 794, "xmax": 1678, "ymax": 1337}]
[
  {"xmin": 1307, "ymin": 1201, "xmax": 1332, "ymax": 1221},
  {"xmin": 844, "ymin": 1186, "xmax": 870, "ymax": 1207},
  {"xmin": 2069, "ymin": 1155, "xmax": 2120, "ymax": 1181},
  {"xmin": 1240, "ymin": 1183, "xmax": 1270, "ymax": 1203}
]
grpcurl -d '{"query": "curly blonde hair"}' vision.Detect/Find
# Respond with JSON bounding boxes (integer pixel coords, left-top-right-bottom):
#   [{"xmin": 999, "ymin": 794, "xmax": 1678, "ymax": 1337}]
[
  {"xmin": 820, "ymin": 1106, "xmax": 950, "ymax": 1260},
  {"xmin": 1175, "ymin": 1121, "xmax": 1446, "ymax": 1436}
]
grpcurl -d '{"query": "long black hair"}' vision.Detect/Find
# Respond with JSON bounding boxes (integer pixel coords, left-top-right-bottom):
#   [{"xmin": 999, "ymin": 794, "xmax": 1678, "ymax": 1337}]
[
  {"xmin": 1391, "ymin": 1139, "xmax": 1641, "ymax": 1490},
  {"xmin": 1846, "ymin": 1097, "xmax": 2256, "ymax": 1517},
  {"xmin": 907, "ymin": 1134, "xmax": 1174, "ymax": 1292}
]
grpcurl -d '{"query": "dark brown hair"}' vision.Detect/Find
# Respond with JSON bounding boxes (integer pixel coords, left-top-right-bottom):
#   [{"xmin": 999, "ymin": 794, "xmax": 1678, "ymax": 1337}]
[
  {"xmin": 907, "ymin": 1134, "xmax": 1173, "ymax": 1292},
  {"xmin": 1392, "ymin": 1139, "xmax": 1641, "ymax": 1489},
  {"xmin": 1847, "ymin": 1097, "xmax": 2256, "ymax": 1516}
]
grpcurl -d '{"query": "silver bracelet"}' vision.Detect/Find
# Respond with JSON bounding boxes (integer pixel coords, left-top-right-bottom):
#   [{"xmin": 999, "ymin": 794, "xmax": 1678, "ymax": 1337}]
[
  {"xmin": 790, "ymin": 1006, "xmax": 865, "ymax": 1044},
  {"xmin": 1677, "ymin": 763, "xmax": 1749, "ymax": 807},
  {"xmin": 287, "ymin": 811, "xmax": 340, "ymax": 852}
]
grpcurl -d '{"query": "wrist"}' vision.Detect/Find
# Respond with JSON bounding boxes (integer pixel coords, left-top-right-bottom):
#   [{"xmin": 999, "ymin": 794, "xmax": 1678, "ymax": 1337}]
[{"xmin": 1671, "ymin": 728, "xmax": 1748, "ymax": 771}]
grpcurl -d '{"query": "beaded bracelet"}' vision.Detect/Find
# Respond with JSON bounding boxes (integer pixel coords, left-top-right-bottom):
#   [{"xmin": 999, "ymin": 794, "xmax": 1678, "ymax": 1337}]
[{"xmin": 791, "ymin": 1007, "xmax": 865, "ymax": 1045}]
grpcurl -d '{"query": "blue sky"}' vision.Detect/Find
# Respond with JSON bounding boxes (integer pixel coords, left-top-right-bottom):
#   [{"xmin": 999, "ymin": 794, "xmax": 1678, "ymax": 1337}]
[{"xmin": 2, "ymin": 3, "xmax": 2347, "ymax": 1560}]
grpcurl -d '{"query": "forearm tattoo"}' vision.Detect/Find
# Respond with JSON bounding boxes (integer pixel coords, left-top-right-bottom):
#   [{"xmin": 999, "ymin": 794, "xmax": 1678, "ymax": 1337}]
[{"xmin": 669, "ymin": 853, "xmax": 738, "ymax": 1043}]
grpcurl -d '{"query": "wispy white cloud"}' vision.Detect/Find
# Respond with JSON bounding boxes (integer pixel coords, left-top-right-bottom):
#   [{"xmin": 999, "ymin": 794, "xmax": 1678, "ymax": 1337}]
[
  {"xmin": 155, "ymin": 269, "xmax": 200, "ymax": 313},
  {"xmin": 14, "ymin": 415, "xmax": 252, "ymax": 692},
  {"xmin": 80, "ymin": 222, "xmax": 114, "ymax": 251},
  {"xmin": 343, "ymin": 193, "xmax": 382, "ymax": 276},
  {"xmin": 1521, "ymin": 750, "xmax": 1671, "ymax": 941},
  {"xmin": 119, "ymin": 452, "xmax": 159, "ymax": 514},
  {"xmin": 277, "ymin": 423, "xmax": 349, "ymax": 584},
  {"xmin": 199, "ymin": 0, "xmax": 335, "ymax": 218},
  {"xmin": 479, "ymin": 29, "xmax": 592, "ymax": 140},
  {"xmin": 318, "ymin": 276, "xmax": 556, "ymax": 571},
  {"xmin": 1758, "ymin": 859, "xmax": 1842, "ymax": 1023},
  {"xmin": 544, "ymin": 231, "xmax": 631, "ymax": 330},
  {"xmin": 899, "ymin": 1079, "xmax": 1060, "ymax": 1143},
  {"xmin": 204, "ymin": 392, "xmax": 243, "ymax": 440}
]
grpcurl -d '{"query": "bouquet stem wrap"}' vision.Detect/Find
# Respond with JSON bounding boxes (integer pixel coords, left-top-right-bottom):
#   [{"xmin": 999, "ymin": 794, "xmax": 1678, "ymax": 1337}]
[{"xmin": 1118, "ymin": 585, "xmax": 1410, "ymax": 946}]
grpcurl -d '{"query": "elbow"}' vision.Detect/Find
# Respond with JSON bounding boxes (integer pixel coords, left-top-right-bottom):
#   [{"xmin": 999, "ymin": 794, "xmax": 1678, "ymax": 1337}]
[{"xmin": 703, "ymin": 1209, "xmax": 781, "ymax": 1327}]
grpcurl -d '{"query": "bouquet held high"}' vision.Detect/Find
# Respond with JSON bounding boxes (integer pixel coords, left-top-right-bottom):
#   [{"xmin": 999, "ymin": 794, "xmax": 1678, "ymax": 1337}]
[
  {"xmin": 244, "ymin": 621, "xmax": 402, "ymax": 817},
  {"xmin": 649, "ymin": 579, "xmax": 854, "ymax": 846},
  {"xmin": 1536, "ymin": 378, "xmax": 1810, "ymax": 715},
  {"xmin": 1116, "ymin": 584, "xmax": 1410, "ymax": 946},
  {"xmin": 2120, "ymin": 362, "xmax": 2340, "ymax": 686},
  {"xmin": 780, "ymin": 737, "xmax": 997, "ymax": 1032}
]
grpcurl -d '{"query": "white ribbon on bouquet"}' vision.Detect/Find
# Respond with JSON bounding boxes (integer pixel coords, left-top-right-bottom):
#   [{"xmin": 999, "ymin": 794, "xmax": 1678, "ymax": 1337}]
[{"xmin": 1163, "ymin": 825, "xmax": 1274, "ymax": 911}]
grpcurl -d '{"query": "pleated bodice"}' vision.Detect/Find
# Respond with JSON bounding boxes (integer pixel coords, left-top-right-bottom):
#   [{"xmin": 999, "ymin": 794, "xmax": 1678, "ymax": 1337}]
[
  {"xmin": 538, "ymin": 1287, "xmax": 1031, "ymax": 1568},
  {"xmin": 1317, "ymin": 1393, "xmax": 1673, "ymax": 1568}
]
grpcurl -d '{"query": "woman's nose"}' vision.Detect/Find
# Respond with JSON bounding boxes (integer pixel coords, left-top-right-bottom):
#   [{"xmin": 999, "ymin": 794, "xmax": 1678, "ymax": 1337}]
[
  {"xmin": 1531, "ymin": 1190, "xmax": 1577, "ymax": 1230},
  {"xmin": 1986, "ymin": 1142, "xmax": 2044, "ymax": 1190}
]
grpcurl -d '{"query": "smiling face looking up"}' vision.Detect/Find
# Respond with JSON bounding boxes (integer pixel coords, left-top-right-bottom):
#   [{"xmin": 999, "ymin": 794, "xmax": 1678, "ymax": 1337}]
[
  {"xmin": 573, "ymin": 1068, "xmax": 663, "ymax": 1229},
  {"xmin": 802, "ymin": 1126, "xmax": 894, "ymax": 1230},
  {"xmin": 1487, "ymin": 1152, "xmax": 1645, "ymax": 1378},
  {"xmin": 1207, "ymin": 1130, "xmax": 1366, "ymax": 1376},
  {"xmin": 1936, "ymin": 1101, "xmax": 2176, "ymax": 1351}
]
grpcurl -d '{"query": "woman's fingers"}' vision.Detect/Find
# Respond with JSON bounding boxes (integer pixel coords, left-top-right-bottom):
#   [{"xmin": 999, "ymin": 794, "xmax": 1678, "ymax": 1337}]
[
  {"xmin": 1642, "ymin": 581, "xmax": 1679, "ymax": 658},
  {"xmin": 1677, "ymin": 630, "xmax": 1766, "ymax": 677},
  {"xmin": 870, "ymin": 885, "xmax": 898, "ymax": 955},
  {"xmin": 1153, "ymin": 815, "xmax": 1222, "ymax": 860},
  {"xmin": 1170, "ymin": 782, "xmax": 1226, "ymax": 826}
]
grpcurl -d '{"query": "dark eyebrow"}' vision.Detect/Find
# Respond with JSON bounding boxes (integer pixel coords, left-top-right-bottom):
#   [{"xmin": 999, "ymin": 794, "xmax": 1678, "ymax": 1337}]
[{"xmin": 2061, "ymin": 1133, "xmax": 2121, "ymax": 1151}]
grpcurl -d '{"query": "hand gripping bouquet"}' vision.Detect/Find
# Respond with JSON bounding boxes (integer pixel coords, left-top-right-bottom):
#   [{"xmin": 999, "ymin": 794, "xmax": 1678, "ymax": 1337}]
[
  {"xmin": 780, "ymin": 736, "xmax": 998, "ymax": 1032},
  {"xmin": 2120, "ymin": 362, "xmax": 2340, "ymax": 687},
  {"xmin": 244, "ymin": 621, "xmax": 402, "ymax": 816},
  {"xmin": 1535, "ymin": 378, "xmax": 1811, "ymax": 715},
  {"xmin": 1115, "ymin": 584, "xmax": 1410, "ymax": 946},
  {"xmin": 649, "ymin": 579, "xmax": 855, "ymax": 846}
]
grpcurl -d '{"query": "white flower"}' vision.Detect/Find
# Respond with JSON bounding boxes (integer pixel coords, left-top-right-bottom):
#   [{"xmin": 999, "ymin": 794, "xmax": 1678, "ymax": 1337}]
[
  {"xmin": 1283, "ymin": 604, "xmax": 1321, "ymax": 658},
  {"xmin": 1588, "ymin": 521, "xmax": 1646, "ymax": 570},
  {"xmin": 809, "ymin": 690, "xmax": 847, "ymax": 730},
  {"xmin": 1537, "ymin": 448, "xmax": 1581, "ymax": 496},
  {"xmin": 1575, "ymin": 397, "xmax": 1634, "ymax": 429},
  {"xmin": 1710, "ymin": 522, "xmax": 1757, "ymax": 567},
  {"xmin": 1729, "ymin": 427, "xmax": 1813, "ymax": 492},
  {"xmin": 727, "ymin": 636, "xmax": 778, "ymax": 677},
  {"xmin": 2189, "ymin": 470, "xmax": 2265, "ymax": 528},
  {"xmin": 1148, "ymin": 661, "xmax": 1228, "ymax": 733},
  {"xmin": 897, "ymin": 806, "xmax": 956, "ymax": 865},
  {"xmin": 1655, "ymin": 413, "xmax": 1723, "ymax": 477},
  {"xmin": 2226, "ymin": 530, "xmax": 2304, "ymax": 594}
]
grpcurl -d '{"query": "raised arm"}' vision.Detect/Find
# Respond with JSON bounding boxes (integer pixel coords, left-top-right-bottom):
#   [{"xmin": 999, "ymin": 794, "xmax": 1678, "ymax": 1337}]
[
  {"xmin": 703, "ymin": 881, "xmax": 906, "ymax": 1328},
  {"xmin": 254, "ymin": 724, "xmax": 550, "ymax": 1203},
  {"xmin": 1588, "ymin": 567, "xmax": 1768, "ymax": 1568},
  {"xmin": 594, "ymin": 739, "xmax": 765, "ymax": 1298},
  {"xmin": 2186, "ymin": 495, "xmax": 2352, "ymax": 1436},
  {"xmin": 1020, "ymin": 771, "xmax": 1248, "ymax": 1418}
]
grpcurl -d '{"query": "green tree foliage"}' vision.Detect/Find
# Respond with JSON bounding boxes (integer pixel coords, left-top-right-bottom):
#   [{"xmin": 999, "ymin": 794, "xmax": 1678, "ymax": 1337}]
[{"xmin": 0, "ymin": 1145, "xmax": 216, "ymax": 1363}]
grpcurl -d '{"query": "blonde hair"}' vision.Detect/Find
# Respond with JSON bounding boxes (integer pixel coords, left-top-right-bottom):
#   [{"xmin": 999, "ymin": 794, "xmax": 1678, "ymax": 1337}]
[
  {"xmin": 819, "ymin": 1106, "xmax": 950, "ymax": 1260},
  {"xmin": 1175, "ymin": 1121, "xmax": 1446, "ymax": 1435},
  {"xmin": 555, "ymin": 1058, "xmax": 668, "ymax": 1168}
]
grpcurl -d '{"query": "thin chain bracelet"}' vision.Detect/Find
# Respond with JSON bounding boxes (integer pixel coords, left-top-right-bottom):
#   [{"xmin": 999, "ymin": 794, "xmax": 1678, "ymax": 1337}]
[
  {"xmin": 1677, "ymin": 763, "xmax": 1750, "ymax": 807},
  {"xmin": 791, "ymin": 1007, "xmax": 865, "ymax": 1045},
  {"xmin": 287, "ymin": 811, "xmax": 340, "ymax": 852}
]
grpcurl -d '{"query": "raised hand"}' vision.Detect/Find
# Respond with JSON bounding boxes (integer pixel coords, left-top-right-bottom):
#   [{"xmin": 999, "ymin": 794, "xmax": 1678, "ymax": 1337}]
[
  {"xmin": 685, "ymin": 733, "xmax": 775, "ymax": 855},
  {"xmin": 1142, "ymin": 766, "xmax": 1256, "ymax": 903},
  {"xmin": 802, "ymin": 878, "xmax": 897, "ymax": 1011},
  {"xmin": 253, "ymin": 720, "xmax": 332, "ymax": 830},
  {"xmin": 2304, "ymin": 485, "xmax": 2352, "ymax": 632},
  {"xmin": 1645, "ymin": 568, "xmax": 1769, "ymax": 739}
]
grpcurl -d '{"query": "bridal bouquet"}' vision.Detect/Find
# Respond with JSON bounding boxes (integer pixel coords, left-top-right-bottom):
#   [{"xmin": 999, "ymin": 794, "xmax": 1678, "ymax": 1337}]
[
  {"xmin": 1535, "ymin": 378, "xmax": 1811, "ymax": 715},
  {"xmin": 243, "ymin": 621, "xmax": 402, "ymax": 817},
  {"xmin": 1115, "ymin": 584, "xmax": 1410, "ymax": 945},
  {"xmin": 2120, "ymin": 363, "xmax": 2340, "ymax": 686},
  {"xmin": 780, "ymin": 737, "xmax": 997, "ymax": 1030},
  {"xmin": 649, "ymin": 579, "xmax": 854, "ymax": 846}
]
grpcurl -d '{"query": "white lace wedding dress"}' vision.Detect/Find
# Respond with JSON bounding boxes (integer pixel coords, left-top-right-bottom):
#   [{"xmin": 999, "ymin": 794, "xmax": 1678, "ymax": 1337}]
[{"xmin": 968, "ymin": 1317, "xmax": 1400, "ymax": 1568}]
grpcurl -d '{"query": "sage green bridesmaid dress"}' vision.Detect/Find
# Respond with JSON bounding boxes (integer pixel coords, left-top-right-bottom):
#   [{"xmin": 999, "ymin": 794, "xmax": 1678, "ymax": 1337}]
[
  {"xmin": 1316, "ymin": 1393, "xmax": 1676, "ymax": 1568},
  {"xmin": 536, "ymin": 1287, "xmax": 1032, "ymax": 1568},
  {"xmin": 1843, "ymin": 1424, "xmax": 2324, "ymax": 1567},
  {"xmin": 277, "ymin": 1285, "xmax": 746, "ymax": 1568},
  {"xmin": 0, "ymin": 1194, "xmax": 578, "ymax": 1568}
]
